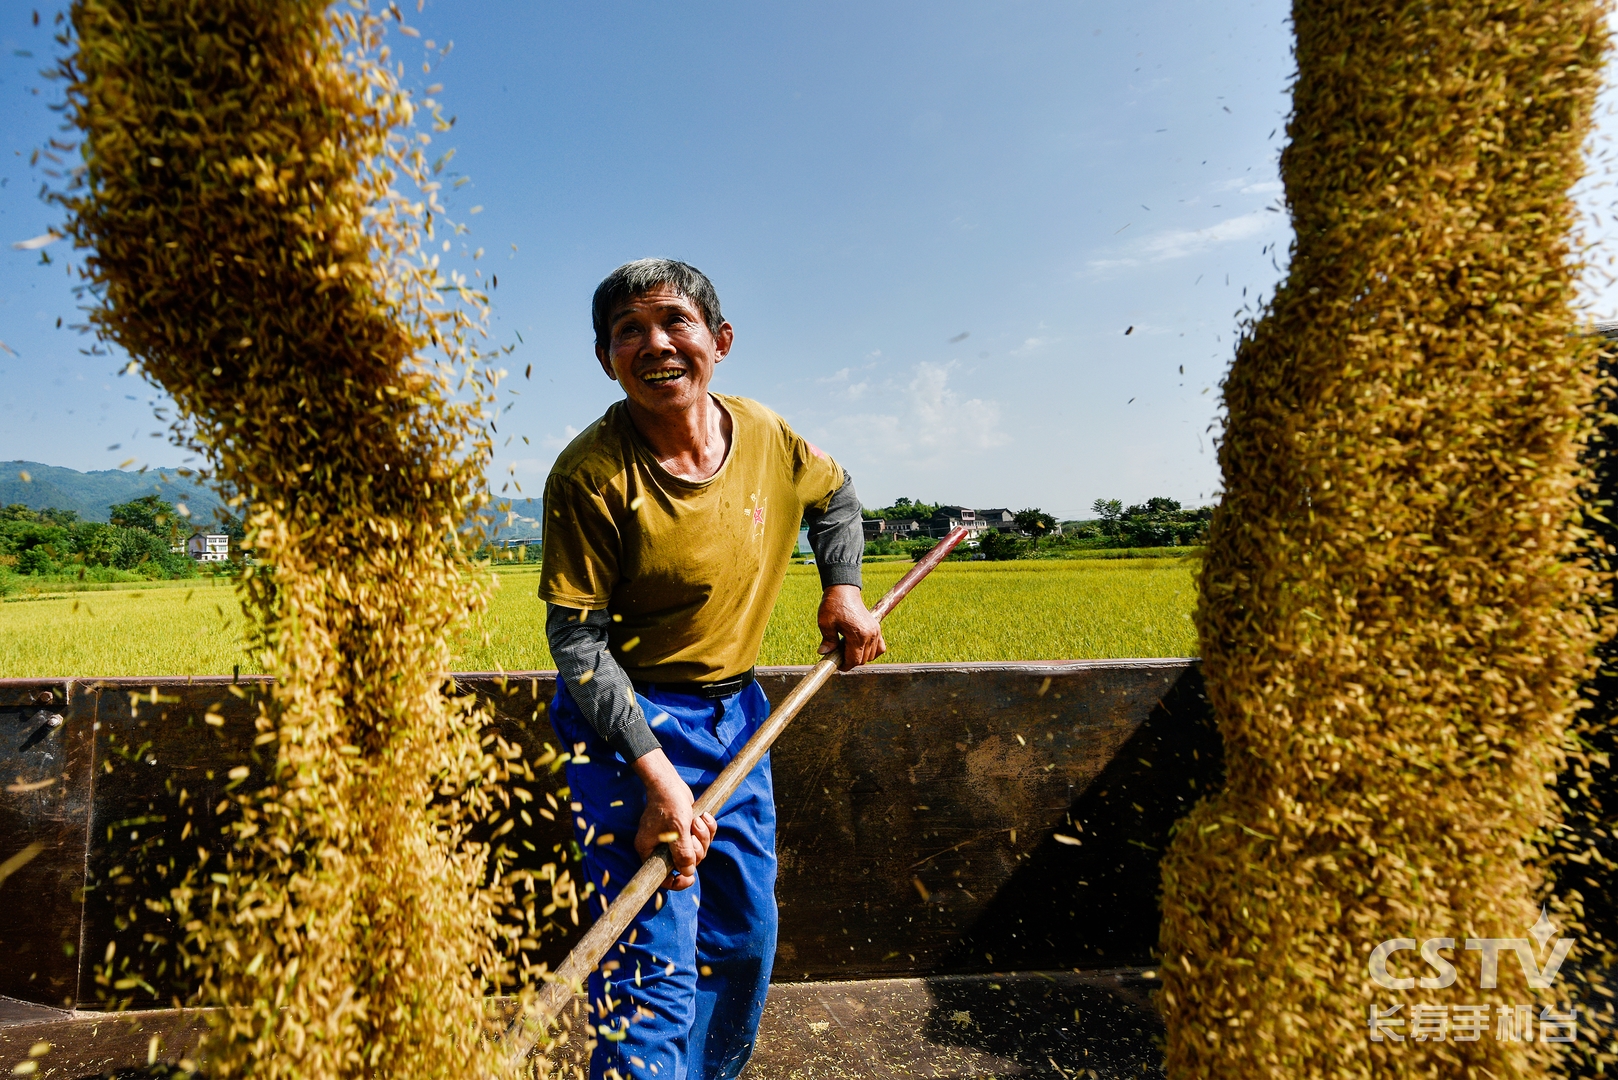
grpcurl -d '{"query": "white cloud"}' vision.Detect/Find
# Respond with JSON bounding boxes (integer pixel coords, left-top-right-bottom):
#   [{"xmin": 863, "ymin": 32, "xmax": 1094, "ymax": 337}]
[
  {"xmin": 1135, "ymin": 212, "xmax": 1274, "ymax": 259},
  {"xmin": 508, "ymin": 457, "xmax": 551, "ymax": 476},
  {"xmin": 822, "ymin": 361, "xmax": 1008, "ymax": 464},
  {"xmin": 906, "ymin": 363, "xmax": 1000, "ymax": 445},
  {"xmin": 819, "ymin": 366, "xmax": 871, "ymax": 400},
  {"xmin": 541, "ymin": 424, "xmax": 579, "ymax": 452},
  {"xmin": 1087, "ymin": 210, "xmax": 1284, "ymax": 272},
  {"xmin": 1211, "ymin": 176, "xmax": 1284, "ymax": 196}
]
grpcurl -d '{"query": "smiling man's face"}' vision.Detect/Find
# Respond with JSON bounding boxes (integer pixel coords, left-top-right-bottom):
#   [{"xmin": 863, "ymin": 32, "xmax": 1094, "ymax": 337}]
[{"xmin": 597, "ymin": 284, "xmax": 734, "ymax": 421}]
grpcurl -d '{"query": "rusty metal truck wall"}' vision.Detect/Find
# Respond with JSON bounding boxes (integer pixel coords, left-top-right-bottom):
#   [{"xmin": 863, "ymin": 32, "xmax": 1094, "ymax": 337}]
[{"xmin": 0, "ymin": 660, "xmax": 1219, "ymax": 1009}]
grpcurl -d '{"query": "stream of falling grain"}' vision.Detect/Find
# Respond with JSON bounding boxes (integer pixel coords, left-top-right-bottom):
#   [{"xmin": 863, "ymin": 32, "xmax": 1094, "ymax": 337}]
[
  {"xmin": 55, "ymin": 3, "xmax": 570, "ymax": 1076},
  {"xmin": 1156, "ymin": 3, "xmax": 1614, "ymax": 1077}
]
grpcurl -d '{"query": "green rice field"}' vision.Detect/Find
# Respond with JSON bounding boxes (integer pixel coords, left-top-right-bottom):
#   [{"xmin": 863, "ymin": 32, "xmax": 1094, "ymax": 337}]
[{"xmin": 0, "ymin": 558, "xmax": 1199, "ymax": 679}]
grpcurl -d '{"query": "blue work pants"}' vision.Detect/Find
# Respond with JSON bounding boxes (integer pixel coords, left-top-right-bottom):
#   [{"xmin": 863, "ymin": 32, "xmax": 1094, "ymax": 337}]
[{"xmin": 550, "ymin": 680, "xmax": 778, "ymax": 1080}]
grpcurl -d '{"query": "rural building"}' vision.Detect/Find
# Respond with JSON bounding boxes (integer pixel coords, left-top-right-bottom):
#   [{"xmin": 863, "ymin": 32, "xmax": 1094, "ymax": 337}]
[
  {"xmin": 976, "ymin": 508, "xmax": 1016, "ymax": 533},
  {"xmin": 861, "ymin": 518, "xmax": 925, "ymax": 542},
  {"xmin": 928, "ymin": 506, "xmax": 979, "ymax": 537},
  {"xmin": 885, "ymin": 519, "xmax": 922, "ymax": 539},
  {"xmin": 187, "ymin": 533, "xmax": 229, "ymax": 562},
  {"xmin": 863, "ymin": 508, "xmax": 1048, "ymax": 540}
]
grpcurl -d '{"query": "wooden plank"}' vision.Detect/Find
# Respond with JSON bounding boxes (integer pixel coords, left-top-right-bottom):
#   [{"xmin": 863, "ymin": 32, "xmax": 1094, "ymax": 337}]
[
  {"xmin": 0, "ymin": 661, "xmax": 1220, "ymax": 1008},
  {"xmin": 756, "ymin": 661, "xmax": 1218, "ymax": 978},
  {"xmin": 0, "ymin": 971, "xmax": 1164, "ymax": 1080},
  {"xmin": 455, "ymin": 661, "xmax": 1221, "ymax": 980},
  {"xmin": 77, "ymin": 677, "xmax": 270, "ymax": 1009},
  {"xmin": 0, "ymin": 970, "xmax": 1164, "ymax": 1078},
  {"xmin": 0, "ymin": 681, "xmax": 89, "ymax": 1009},
  {"xmin": 0, "ymin": 999, "xmax": 209, "ymax": 1078}
]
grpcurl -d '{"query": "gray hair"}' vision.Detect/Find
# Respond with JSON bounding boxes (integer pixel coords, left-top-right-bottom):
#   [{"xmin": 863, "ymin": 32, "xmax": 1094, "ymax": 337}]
[{"xmin": 591, "ymin": 259, "xmax": 725, "ymax": 349}]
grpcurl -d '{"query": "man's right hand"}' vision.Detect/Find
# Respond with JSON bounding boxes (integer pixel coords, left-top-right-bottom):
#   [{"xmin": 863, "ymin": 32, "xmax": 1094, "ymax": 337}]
[{"xmin": 631, "ymin": 748, "xmax": 717, "ymax": 890}]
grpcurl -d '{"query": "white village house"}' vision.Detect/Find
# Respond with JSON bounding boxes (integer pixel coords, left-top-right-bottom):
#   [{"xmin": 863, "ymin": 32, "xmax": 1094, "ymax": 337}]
[{"xmin": 187, "ymin": 533, "xmax": 230, "ymax": 562}]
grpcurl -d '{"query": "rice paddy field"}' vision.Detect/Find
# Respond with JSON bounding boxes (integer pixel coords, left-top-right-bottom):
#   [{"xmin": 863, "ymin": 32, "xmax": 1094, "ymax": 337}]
[{"xmin": 0, "ymin": 557, "xmax": 1199, "ymax": 678}]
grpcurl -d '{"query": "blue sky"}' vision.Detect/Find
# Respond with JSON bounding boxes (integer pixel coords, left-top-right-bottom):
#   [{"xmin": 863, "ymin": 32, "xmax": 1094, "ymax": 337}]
[{"xmin": 2, "ymin": 2, "xmax": 1615, "ymax": 519}]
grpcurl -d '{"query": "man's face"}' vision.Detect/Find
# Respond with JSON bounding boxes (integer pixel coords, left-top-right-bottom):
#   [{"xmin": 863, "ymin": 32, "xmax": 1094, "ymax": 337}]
[{"xmin": 596, "ymin": 285, "xmax": 734, "ymax": 419}]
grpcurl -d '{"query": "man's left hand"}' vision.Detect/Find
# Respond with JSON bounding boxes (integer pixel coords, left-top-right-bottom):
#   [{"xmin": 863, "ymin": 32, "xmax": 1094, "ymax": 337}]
[{"xmin": 817, "ymin": 584, "xmax": 886, "ymax": 670}]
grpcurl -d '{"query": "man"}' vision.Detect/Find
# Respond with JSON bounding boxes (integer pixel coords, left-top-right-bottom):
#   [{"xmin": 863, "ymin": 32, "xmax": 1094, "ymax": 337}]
[{"xmin": 539, "ymin": 259, "xmax": 882, "ymax": 1080}]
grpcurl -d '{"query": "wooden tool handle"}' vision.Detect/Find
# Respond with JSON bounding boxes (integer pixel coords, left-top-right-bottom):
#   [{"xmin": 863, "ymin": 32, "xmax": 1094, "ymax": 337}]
[{"xmin": 513, "ymin": 525, "xmax": 972, "ymax": 1046}]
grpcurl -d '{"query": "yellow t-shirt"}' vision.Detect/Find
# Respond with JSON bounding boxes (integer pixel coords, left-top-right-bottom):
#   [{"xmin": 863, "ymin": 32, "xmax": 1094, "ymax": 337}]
[{"xmin": 538, "ymin": 394, "xmax": 844, "ymax": 683}]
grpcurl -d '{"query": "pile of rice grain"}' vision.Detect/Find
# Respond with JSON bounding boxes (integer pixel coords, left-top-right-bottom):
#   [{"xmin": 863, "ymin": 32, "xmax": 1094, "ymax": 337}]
[
  {"xmin": 57, "ymin": 2, "xmax": 544, "ymax": 1076},
  {"xmin": 1157, "ymin": 1, "xmax": 1612, "ymax": 1076}
]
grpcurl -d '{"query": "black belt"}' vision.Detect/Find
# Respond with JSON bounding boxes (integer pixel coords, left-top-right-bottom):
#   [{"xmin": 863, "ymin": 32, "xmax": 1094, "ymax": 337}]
[{"xmin": 632, "ymin": 667, "xmax": 756, "ymax": 700}]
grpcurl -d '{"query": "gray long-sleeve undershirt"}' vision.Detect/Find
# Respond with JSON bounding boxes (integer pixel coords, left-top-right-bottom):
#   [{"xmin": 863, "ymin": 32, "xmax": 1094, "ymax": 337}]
[
  {"xmin": 546, "ymin": 471, "xmax": 866, "ymax": 762},
  {"xmin": 803, "ymin": 470, "xmax": 865, "ymax": 590}
]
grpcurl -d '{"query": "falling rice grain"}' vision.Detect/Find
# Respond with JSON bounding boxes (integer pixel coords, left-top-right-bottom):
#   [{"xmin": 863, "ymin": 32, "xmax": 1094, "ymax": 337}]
[{"xmin": 1156, "ymin": 3, "xmax": 1612, "ymax": 1076}]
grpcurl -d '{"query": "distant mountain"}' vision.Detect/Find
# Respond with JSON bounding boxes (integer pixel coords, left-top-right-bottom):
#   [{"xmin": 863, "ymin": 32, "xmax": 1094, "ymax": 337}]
[
  {"xmin": 1, "ymin": 460, "xmax": 544, "ymax": 539},
  {"xmin": 0, "ymin": 460, "xmax": 229, "ymax": 524},
  {"xmin": 489, "ymin": 498, "xmax": 544, "ymax": 542}
]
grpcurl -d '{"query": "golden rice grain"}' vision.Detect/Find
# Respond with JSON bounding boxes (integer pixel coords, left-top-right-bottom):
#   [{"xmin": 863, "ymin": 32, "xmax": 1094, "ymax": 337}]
[
  {"xmin": 55, "ymin": 2, "xmax": 549, "ymax": 1076},
  {"xmin": 1157, "ymin": 3, "xmax": 1612, "ymax": 1077}
]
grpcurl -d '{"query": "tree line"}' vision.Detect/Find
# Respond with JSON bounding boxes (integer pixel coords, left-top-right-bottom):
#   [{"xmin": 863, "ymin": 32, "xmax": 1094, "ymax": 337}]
[
  {"xmin": 0, "ymin": 494, "xmax": 243, "ymax": 582},
  {"xmin": 860, "ymin": 497, "xmax": 1055, "ymax": 535},
  {"xmin": 1072, "ymin": 497, "xmax": 1211, "ymax": 549},
  {"xmin": 858, "ymin": 494, "xmax": 1209, "ymax": 561}
]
